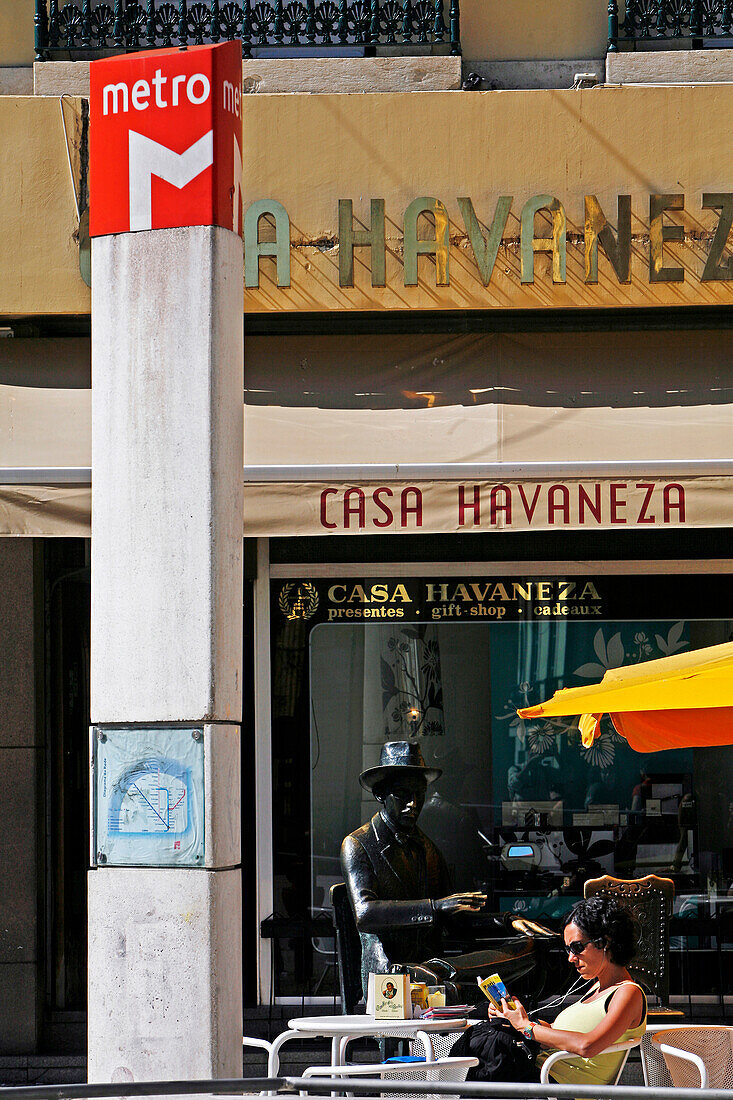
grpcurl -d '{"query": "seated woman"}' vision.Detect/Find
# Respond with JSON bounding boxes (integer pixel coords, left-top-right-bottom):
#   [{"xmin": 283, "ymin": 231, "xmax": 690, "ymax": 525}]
[{"xmin": 489, "ymin": 896, "xmax": 647, "ymax": 1086}]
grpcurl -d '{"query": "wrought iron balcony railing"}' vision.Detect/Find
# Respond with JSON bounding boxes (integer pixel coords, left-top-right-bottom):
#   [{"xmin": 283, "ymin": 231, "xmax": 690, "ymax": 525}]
[
  {"xmin": 34, "ymin": 0, "xmax": 460, "ymax": 59},
  {"xmin": 608, "ymin": 0, "xmax": 733, "ymax": 49}
]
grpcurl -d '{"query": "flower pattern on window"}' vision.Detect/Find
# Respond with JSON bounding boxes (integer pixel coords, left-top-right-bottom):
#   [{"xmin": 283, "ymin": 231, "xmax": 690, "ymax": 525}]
[{"xmin": 381, "ymin": 625, "xmax": 444, "ymax": 739}]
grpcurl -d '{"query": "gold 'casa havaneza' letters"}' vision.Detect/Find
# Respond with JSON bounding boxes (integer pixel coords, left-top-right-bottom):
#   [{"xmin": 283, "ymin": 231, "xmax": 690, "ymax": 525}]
[
  {"xmin": 403, "ymin": 197, "xmax": 450, "ymax": 286},
  {"xmin": 243, "ymin": 192, "xmax": 733, "ymax": 292},
  {"xmin": 338, "ymin": 199, "xmax": 386, "ymax": 287},
  {"xmin": 649, "ymin": 193, "xmax": 684, "ymax": 283},
  {"xmin": 457, "ymin": 196, "xmax": 512, "ymax": 286},
  {"xmin": 520, "ymin": 195, "xmax": 566, "ymax": 284},
  {"xmin": 244, "ymin": 199, "xmax": 290, "ymax": 287},
  {"xmin": 701, "ymin": 193, "xmax": 733, "ymax": 282},
  {"xmin": 584, "ymin": 194, "xmax": 631, "ymax": 284}
]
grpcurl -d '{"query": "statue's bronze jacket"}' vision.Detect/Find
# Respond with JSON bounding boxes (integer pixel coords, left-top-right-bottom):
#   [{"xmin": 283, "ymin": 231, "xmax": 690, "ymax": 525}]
[{"xmin": 341, "ymin": 810, "xmax": 452, "ymax": 989}]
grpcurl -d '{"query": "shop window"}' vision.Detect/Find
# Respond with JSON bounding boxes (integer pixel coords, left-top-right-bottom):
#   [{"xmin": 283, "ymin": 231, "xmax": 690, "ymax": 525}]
[{"xmin": 269, "ymin": 573, "xmax": 733, "ymax": 1003}]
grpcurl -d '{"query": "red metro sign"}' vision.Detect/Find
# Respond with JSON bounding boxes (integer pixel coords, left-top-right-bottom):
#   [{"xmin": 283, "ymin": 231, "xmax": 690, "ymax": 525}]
[{"xmin": 89, "ymin": 40, "xmax": 242, "ymax": 237}]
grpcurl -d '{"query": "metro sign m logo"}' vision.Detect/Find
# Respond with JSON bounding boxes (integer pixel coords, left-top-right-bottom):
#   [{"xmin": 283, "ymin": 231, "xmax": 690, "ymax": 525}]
[
  {"xmin": 89, "ymin": 41, "xmax": 242, "ymax": 237},
  {"xmin": 128, "ymin": 130, "xmax": 214, "ymax": 232}
]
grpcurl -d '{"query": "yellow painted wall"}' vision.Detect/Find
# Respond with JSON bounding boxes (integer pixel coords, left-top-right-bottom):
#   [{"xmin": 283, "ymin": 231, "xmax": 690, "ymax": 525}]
[
  {"xmin": 0, "ymin": 96, "xmax": 89, "ymax": 317},
  {"xmin": 460, "ymin": 0, "xmax": 608, "ymax": 61},
  {"xmin": 4, "ymin": 86, "xmax": 733, "ymax": 317},
  {"xmin": 0, "ymin": 0, "xmax": 35, "ymax": 67}
]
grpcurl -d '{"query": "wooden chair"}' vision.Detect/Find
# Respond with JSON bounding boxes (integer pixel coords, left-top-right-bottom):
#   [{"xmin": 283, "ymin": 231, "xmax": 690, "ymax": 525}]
[
  {"xmin": 584, "ymin": 873, "xmax": 681, "ymax": 1015},
  {"xmin": 330, "ymin": 882, "xmax": 364, "ymax": 1014}
]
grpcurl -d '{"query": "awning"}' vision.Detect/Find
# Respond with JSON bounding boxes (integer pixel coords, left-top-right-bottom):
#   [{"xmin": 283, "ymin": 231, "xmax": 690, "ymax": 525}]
[
  {"xmin": 2, "ymin": 462, "xmax": 733, "ymax": 537},
  {"xmin": 241, "ymin": 464, "xmax": 733, "ymax": 536},
  {"xmin": 2, "ymin": 331, "xmax": 733, "ymax": 536},
  {"xmin": 0, "ymin": 484, "xmax": 91, "ymax": 536},
  {"xmin": 518, "ymin": 641, "xmax": 733, "ymax": 753},
  {"xmin": 0, "ymin": 469, "xmax": 91, "ymax": 537}
]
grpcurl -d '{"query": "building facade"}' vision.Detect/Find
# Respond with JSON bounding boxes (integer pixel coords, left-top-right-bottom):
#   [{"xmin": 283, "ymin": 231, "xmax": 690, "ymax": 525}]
[{"xmin": 0, "ymin": 0, "xmax": 733, "ymax": 1078}]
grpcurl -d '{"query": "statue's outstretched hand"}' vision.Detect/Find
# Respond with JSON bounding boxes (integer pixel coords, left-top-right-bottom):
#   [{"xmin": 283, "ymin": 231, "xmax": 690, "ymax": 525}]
[{"xmin": 434, "ymin": 891, "xmax": 486, "ymax": 915}]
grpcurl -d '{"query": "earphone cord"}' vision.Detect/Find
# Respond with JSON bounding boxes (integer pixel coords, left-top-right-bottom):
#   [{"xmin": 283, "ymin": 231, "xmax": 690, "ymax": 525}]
[{"xmin": 527, "ymin": 974, "xmax": 593, "ymax": 1018}]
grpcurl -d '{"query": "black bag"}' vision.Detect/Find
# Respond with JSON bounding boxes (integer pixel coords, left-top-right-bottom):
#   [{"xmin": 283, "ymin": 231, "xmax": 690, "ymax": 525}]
[{"xmin": 450, "ymin": 1019, "xmax": 541, "ymax": 1083}]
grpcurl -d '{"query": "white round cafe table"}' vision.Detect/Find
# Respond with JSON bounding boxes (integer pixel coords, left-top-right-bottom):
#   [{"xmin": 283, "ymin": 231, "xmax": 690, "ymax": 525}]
[{"xmin": 266, "ymin": 1013, "xmax": 469, "ymax": 1078}]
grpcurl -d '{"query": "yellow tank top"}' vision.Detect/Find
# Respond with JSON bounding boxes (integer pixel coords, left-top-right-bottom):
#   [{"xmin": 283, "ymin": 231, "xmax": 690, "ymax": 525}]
[{"xmin": 536, "ymin": 980, "xmax": 647, "ymax": 1085}]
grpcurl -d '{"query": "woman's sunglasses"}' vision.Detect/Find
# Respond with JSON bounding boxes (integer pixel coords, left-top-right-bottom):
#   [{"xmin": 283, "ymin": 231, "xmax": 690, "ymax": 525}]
[{"xmin": 564, "ymin": 939, "xmax": 592, "ymax": 957}]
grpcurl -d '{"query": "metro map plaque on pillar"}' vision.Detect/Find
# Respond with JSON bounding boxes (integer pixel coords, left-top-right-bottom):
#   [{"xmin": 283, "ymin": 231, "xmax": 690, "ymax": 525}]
[{"xmin": 89, "ymin": 39, "xmax": 242, "ymax": 237}]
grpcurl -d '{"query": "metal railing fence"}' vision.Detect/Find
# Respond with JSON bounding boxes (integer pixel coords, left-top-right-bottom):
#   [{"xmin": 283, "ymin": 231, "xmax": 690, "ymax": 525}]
[
  {"xmin": 0, "ymin": 1082, "xmax": 281, "ymax": 1100},
  {"xmin": 34, "ymin": 0, "xmax": 460, "ymax": 59},
  {"xmin": 2, "ymin": 1078, "xmax": 733, "ymax": 1100},
  {"xmin": 608, "ymin": 0, "xmax": 733, "ymax": 50},
  {"xmin": 286, "ymin": 1079, "xmax": 733, "ymax": 1099}
]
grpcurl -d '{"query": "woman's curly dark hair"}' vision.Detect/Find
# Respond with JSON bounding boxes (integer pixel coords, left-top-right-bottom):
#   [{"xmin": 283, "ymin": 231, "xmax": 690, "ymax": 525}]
[{"xmin": 564, "ymin": 897, "xmax": 638, "ymax": 966}]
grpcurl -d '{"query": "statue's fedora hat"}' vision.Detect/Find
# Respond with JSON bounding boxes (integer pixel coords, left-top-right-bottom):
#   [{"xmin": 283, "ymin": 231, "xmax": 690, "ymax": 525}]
[{"xmin": 359, "ymin": 740, "xmax": 441, "ymax": 792}]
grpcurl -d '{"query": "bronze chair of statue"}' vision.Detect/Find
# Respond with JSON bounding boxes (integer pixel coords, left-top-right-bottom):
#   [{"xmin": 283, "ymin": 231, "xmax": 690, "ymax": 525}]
[
  {"xmin": 584, "ymin": 873, "xmax": 682, "ymax": 1017},
  {"xmin": 330, "ymin": 882, "xmax": 364, "ymax": 1014}
]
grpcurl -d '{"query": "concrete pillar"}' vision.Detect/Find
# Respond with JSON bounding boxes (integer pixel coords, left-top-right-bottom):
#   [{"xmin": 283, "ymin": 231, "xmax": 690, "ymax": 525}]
[
  {"xmin": 0, "ymin": 541, "xmax": 40, "ymax": 1053},
  {"xmin": 89, "ymin": 224, "xmax": 243, "ymax": 1081}
]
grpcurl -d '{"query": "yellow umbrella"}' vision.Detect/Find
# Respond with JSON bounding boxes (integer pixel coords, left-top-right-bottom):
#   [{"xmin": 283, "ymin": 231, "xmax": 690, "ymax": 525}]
[{"xmin": 517, "ymin": 640, "xmax": 733, "ymax": 753}]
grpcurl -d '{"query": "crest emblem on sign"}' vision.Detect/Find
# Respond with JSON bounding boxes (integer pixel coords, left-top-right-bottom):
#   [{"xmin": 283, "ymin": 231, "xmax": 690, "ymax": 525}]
[{"xmin": 279, "ymin": 582, "xmax": 319, "ymax": 621}]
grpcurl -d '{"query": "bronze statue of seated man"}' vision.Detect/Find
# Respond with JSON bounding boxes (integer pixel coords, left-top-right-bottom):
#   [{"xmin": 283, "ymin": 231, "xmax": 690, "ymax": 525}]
[{"xmin": 341, "ymin": 740, "xmax": 546, "ymax": 1004}]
